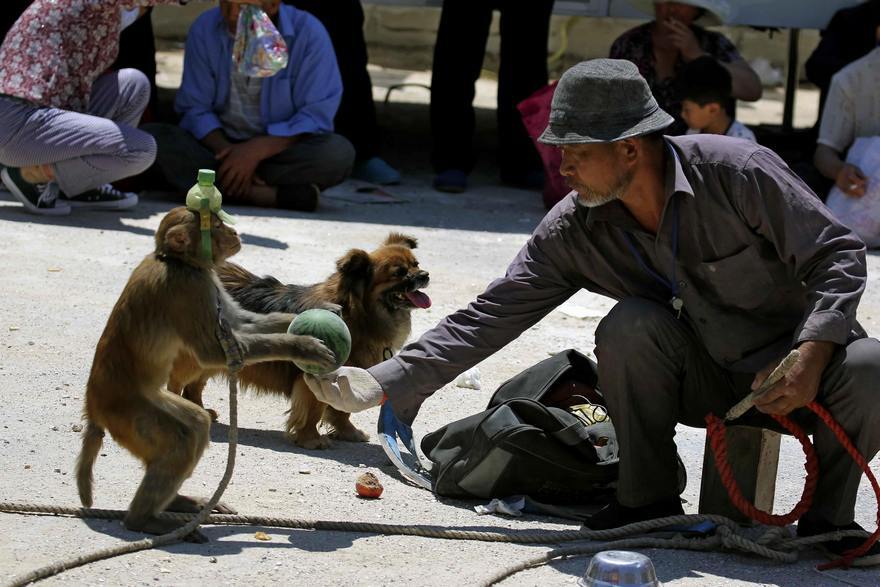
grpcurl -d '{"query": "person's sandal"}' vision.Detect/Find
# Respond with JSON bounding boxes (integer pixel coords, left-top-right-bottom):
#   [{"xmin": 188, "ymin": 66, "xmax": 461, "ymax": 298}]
[{"xmin": 1, "ymin": 167, "xmax": 70, "ymax": 216}]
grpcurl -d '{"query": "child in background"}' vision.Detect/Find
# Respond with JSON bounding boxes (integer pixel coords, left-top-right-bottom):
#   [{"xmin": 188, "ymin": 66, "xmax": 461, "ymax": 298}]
[{"xmin": 679, "ymin": 56, "xmax": 757, "ymax": 142}]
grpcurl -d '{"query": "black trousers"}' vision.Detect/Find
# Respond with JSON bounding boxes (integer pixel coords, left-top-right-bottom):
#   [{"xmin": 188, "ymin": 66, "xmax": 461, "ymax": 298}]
[
  {"xmin": 285, "ymin": 0, "xmax": 379, "ymax": 161},
  {"xmin": 595, "ymin": 297, "xmax": 880, "ymax": 526},
  {"xmin": 430, "ymin": 0, "xmax": 554, "ymax": 176}
]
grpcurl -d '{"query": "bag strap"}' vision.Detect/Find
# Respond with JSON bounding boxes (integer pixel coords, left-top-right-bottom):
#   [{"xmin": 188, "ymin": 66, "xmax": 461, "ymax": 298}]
[{"xmin": 552, "ymin": 421, "xmax": 593, "ymax": 446}]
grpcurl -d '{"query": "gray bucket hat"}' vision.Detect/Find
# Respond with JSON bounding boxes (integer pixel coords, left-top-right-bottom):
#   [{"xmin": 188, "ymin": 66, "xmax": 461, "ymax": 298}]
[{"xmin": 538, "ymin": 59, "xmax": 675, "ymax": 145}]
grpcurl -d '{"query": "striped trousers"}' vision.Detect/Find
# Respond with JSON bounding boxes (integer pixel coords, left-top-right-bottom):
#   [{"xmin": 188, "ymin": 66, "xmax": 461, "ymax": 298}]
[{"xmin": 0, "ymin": 69, "xmax": 156, "ymax": 196}]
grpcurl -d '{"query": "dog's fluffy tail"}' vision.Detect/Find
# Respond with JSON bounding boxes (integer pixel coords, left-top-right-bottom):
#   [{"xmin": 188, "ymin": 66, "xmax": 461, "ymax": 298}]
[
  {"xmin": 218, "ymin": 262, "xmax": 317, "ymax": 314},
  {"xmin": 76, "ymin": 421, "xmax": 105, "ymax": 508}
]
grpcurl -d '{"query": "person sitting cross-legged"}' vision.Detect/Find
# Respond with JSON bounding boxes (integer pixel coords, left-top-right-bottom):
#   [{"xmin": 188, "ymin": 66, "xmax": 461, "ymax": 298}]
[{"xmin": 144, "ymin": 0, "xmax": 355, "ymax": 212}]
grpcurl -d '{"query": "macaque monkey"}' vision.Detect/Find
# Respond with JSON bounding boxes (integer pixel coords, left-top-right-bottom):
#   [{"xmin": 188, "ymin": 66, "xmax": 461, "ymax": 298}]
[{"xmin": 75, "ymin": 207, "xmax": 334, "ymax": 540}]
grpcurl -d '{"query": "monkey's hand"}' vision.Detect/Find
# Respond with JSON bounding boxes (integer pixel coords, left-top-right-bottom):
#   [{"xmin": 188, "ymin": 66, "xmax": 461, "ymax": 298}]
[
  {"xmin": 303, "ymin": 367, "xmax": 385, "ymax": 413},
  {"xmin": 289, "ymin": 335, "xmax": 337, "ymax": 371}
]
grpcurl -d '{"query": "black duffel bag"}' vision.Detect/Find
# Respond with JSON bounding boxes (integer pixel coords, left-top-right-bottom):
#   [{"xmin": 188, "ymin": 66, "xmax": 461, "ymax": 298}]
[{"xmin": 421, "ymin": 350, "xmax": 619, "ymax": 505}]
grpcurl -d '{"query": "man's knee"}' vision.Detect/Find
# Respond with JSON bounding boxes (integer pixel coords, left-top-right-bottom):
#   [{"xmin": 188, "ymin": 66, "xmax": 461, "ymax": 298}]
[
  {"xmin": 124, "ymin": 129, "xmax": 157, "ymax": 175},
  {"xmin": 831, "ymin": 337, "xmax": 880, "ymax": 422},
  {"xmin": 116, "ymin": 68, "xmax": 151, "ymax": 110},
  {"xmin": 595, "ymin": 297, "xmax": 678, "ymax": 354},
  {"xmin": 306, "ymin": 133, "xmax": 356, "ymax": 187}
]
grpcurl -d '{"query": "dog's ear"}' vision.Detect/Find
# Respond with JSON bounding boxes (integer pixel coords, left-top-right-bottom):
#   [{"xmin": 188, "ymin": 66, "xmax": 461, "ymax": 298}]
[
  {"xmin": 336, "ymin": 249, "xmax": 372, "ymax": 299},
  {"xmin": 384, "ymin": 232, "xmax": 417, "ymax": 249}
]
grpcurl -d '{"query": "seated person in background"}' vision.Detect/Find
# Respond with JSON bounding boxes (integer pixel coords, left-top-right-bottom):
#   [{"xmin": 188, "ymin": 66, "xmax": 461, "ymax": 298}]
[
  {"xmin": 145, "ymin": 0, "xmax": 355, "ymax": 212},
  {"xmin": 805, "ymin": 0, "xmax": 880, "ymax": 113},
  {"xmin": 0, "ymin": 1, "xmax": 191, "ymax": 216},
  {"xmin": 679, "ymin": 56, "xmax": 756, "ymax": 142},
  {"xmin": 813, "ymin": 26, "xmax": 880, "ymax": 200},
  {"xmin": 284, "ymin": 0, "xmax": 401, "ymax": 186},
  {"xmin": 610, "ymin": 0, "xmax": 762, "ymax": 135}
]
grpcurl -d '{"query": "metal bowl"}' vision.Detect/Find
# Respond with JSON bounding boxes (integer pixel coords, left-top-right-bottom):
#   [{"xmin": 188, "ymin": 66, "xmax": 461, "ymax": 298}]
[{"xmin": 577, "ymin": 550, "xmax": 661, "ymax": 587}]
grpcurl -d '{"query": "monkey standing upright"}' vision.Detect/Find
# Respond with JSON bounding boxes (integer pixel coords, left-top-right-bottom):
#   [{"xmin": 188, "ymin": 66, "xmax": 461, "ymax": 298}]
[{"xmin": 75, "ymin": 206, "xmax": 335, "ymax": 540}]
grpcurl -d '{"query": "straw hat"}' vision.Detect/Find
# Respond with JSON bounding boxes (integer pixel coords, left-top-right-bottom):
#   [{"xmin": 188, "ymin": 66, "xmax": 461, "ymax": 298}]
[{"xmin": 625, "ymin": 0, "xmax": 732, "ymax": 26}]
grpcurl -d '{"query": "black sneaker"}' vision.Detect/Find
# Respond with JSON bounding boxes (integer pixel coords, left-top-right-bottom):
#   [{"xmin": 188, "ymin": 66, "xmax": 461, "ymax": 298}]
[
  {"xmin": 277, "ymin": 183, "xmax": 320, "ymax": 212},
  {"xmin": 797, "ymin": 516, "xmax": 880, "ymax": 567},
  {"xmin": 1, "ymin": 167, "xmax": 70, "ymax": 216},
  {"xmin": 583, "ymin": 497, "xmax": 685, "ymax": 530},
  {"xmin": 64, "ymin": 183, "xmax": 138, "ymax": 210}
]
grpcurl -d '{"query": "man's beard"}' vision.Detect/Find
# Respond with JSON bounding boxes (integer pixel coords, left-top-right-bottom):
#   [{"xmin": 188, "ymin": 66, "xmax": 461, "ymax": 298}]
[{"xmin": 570, "ymin": 170, "xmax": 634, "ymax": 208}]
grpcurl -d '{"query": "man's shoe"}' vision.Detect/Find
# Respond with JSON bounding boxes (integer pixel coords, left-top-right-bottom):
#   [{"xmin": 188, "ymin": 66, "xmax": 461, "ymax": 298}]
[
  {"xmin": 1, "ymin": 167, "xmax": 70, "ymax": 216},
  {"xmin": 64, "ymin": 184, "xmax": 138, "ymax": 210},
  {"xmin": 277, "ymin": 183, "xmax": 320, "ymax": 212},
  {"xmin": 797, "ymin": 517, "xmax": 880, "ymax": 567},
  {"xmin": 433, "ymin": 169, "xmax": 467, "ymax": 193},
  {"xmin": 351, "ymin": 157, "xmax": 401, "ymax": 185},
  {"xmin": 583, "ymin": 497, "xmax": 684, "ymax": 530}
]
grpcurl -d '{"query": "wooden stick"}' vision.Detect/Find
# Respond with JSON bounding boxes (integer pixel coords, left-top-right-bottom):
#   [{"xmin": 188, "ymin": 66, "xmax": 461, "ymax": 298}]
[{"xmin": 724, "ymin": 349, "xmax": 801, "ymax": 421}]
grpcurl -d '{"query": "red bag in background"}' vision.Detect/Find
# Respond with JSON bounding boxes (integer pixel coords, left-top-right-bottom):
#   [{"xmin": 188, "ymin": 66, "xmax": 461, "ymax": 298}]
[{"xmin": 518, "ymin": 81, "xmax": 570, "ymax": 209}]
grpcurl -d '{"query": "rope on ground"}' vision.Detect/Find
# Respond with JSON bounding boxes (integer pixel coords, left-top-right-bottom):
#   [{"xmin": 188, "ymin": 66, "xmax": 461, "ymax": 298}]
[
  {"xmin": 1, "ymin": 500, "xmax": 870, "ymax": 586},
  {"xmin": 4, "ymin": 376, "xmax": 240, "ymax": 587}
]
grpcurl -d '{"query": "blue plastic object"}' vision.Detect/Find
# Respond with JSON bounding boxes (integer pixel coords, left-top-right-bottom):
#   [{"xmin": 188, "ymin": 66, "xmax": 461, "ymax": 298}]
[{"xmin": 378, "ymin": 402, "xmax": 432, "ymax": 490}]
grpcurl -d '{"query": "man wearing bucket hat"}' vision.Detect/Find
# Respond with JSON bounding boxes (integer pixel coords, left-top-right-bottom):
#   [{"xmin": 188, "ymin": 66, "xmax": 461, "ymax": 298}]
[
  {"xmin": 307, "ymin": 60, "xmax": 880, "ymax": 565},
  {"xmin": 610, "ymin": 0, "xmax": 761, "ymax": 134}
]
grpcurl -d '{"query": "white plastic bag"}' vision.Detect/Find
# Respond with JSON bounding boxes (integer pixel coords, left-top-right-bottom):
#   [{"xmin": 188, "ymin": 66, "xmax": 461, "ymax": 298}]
[{"xmin": 825, "ymin": 136, "xmax": 880, "ymax": 248}]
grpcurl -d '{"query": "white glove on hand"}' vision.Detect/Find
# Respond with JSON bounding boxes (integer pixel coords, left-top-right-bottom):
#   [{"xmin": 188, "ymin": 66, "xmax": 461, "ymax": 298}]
[{"xmin": 303, "ymin": 366, "xmax": 385, "ymax": 413}]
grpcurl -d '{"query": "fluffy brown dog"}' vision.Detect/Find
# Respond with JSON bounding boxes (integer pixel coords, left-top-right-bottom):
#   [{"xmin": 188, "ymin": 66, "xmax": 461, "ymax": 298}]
[{"xmin": 168, "ymin": 233, "xmax": 431, "ymax": 449}]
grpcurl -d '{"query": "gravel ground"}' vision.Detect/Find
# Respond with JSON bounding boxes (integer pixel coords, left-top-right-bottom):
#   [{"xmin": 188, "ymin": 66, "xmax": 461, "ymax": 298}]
[{"xmin": 0, "ymin": 176, "xmax": 878, "ymax": 587}]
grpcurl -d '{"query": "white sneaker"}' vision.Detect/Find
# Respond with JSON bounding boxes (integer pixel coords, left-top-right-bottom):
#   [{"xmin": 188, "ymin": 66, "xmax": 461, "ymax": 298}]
[
  {"xmin": 1, "ymin": 167, "xmax": 71, "ymax": 216},
  {"xmin": 64, "ymin": 184, "xmax": 138, "ymax": 210}
]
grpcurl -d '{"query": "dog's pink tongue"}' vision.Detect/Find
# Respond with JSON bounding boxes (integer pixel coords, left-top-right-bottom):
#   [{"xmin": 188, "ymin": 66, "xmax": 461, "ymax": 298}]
[{"xmin": 405, "ymin": 290, "xmax": 432, "ymax": 309}]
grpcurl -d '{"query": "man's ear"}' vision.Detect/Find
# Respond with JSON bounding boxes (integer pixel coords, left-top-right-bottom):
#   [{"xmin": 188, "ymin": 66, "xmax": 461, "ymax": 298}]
[
  {"xmin": 707, "ymin": 102, "xmax": 722, "ymax": 116},
  {"xmin": 164, "ymin": 224, "xmax": 191, "ymax": 255},
  {"xmin": 617, "ymin": 138, "xmax": 639, "ymax": 163}
]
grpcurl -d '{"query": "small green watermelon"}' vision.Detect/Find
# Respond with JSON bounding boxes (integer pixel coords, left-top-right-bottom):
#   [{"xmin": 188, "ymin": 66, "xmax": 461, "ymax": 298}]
[{"xmin": 287, "ymin": 309, "xmax": 352, "ymax": 375}]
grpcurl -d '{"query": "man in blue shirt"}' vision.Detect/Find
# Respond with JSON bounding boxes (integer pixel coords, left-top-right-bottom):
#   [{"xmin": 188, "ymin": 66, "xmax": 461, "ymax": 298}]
[{"xmin": 145, "ymin": 0, "xmax": 354, "ymax": 211}]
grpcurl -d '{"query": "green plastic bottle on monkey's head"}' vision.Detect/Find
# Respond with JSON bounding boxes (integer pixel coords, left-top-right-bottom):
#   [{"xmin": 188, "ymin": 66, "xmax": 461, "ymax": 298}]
[{"xmin": 185, "ymin": 169, "xmax": 237, "ymax": 261}]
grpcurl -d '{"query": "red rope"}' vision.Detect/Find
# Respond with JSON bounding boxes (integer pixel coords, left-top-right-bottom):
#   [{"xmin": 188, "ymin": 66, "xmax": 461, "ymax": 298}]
[{"xmin": 705, "ymin": 401, "xmax": 880, "ymax": 570}]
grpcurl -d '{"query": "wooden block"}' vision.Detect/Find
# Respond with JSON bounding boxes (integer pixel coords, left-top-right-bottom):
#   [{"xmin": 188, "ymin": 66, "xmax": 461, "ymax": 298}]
[{"xmin": 698, "ymin": 426, "xmax": 781, "ymax": 524}]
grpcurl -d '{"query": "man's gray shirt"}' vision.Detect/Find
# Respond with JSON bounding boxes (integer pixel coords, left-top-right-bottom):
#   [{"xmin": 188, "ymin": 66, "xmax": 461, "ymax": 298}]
[{"xmin": 371, "ymin": 135, "xmax": 868, "ymax": 424}]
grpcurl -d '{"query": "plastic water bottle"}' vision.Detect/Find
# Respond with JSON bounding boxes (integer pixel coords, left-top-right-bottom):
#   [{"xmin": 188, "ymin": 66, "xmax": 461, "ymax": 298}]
[{"xmin": 185, "ymin": 169, "xmax": 222, "ymax": 213}]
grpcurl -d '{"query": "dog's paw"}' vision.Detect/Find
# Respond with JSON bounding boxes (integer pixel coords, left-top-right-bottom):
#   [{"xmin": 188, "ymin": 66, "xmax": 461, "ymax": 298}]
[
  {"xmin": 328, "ymin": 425, "xmax": 370, "ymax": 443},
  {"xmin": 290, "ymin": 431, "xmax": 332, "ymax": 450}
]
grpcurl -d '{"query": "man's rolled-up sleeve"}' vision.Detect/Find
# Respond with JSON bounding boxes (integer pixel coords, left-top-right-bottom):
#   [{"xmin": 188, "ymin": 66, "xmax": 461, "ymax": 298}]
[
  {"xmin": 733, "ymin": 148, "xmax": 866, "ymax": 347},
  {"xmin": 369, "ymin": 223, "xmax": 579, "ymax": 425}
]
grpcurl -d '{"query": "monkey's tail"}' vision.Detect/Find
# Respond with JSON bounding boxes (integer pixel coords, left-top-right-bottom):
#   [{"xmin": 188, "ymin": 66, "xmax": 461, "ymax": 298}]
[{"xmin": 75, "ymin": 422, "xmax": 105, "ymax": 508}]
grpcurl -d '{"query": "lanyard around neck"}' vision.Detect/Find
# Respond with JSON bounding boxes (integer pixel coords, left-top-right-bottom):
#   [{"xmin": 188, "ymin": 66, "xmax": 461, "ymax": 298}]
[{"xmin": 622, "ymin": 196, "xmax": 683, "ymax": 317}]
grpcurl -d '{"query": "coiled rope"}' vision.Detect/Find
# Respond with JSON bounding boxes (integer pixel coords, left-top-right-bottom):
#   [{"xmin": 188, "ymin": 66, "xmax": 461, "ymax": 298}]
[{"xmin": 706, "ymin": 403, "xmax": 880, "ymax": 571}]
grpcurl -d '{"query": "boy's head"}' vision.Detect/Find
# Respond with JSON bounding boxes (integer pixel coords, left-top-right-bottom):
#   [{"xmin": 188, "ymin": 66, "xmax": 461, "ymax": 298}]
[{"xmin": 678, "ymin": 56, "xmax": 733, "ymax": 132}]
